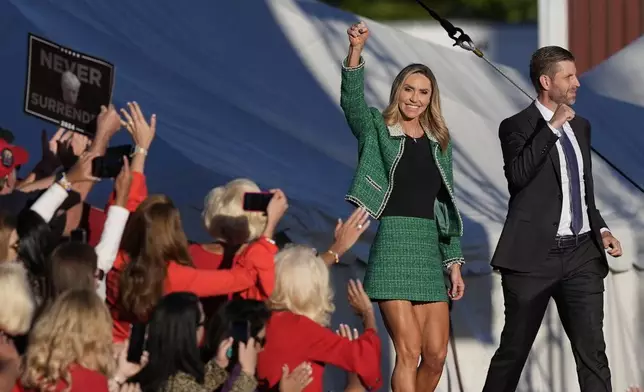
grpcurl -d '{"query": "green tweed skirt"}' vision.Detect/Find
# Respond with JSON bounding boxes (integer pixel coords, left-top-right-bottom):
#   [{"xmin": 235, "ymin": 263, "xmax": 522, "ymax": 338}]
[{"xmin": 364, "ymin": 216, "xmax": 448, "ymax": 303}]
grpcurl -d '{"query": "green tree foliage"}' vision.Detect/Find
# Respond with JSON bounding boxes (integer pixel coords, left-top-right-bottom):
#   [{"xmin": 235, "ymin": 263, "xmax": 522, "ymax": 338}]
[{"xmin": 321, "ymin": 0, "xmax": 537, "ymax": 23}]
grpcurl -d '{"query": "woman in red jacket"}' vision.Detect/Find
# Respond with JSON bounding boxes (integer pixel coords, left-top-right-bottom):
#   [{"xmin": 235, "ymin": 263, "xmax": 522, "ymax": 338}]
[
  {"xmin": 256, "ymin": 245, "xmax": 382, "ymax": 392},
  {"xmin": 190, "ymin": 179, "xmax": 287, "ymax": 316}
]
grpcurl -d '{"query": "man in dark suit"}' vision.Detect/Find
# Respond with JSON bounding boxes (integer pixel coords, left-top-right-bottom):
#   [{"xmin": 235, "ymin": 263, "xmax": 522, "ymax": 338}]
[{"xmin": 482, "ymin": 46, "xmax": 623, "ymax": 392}]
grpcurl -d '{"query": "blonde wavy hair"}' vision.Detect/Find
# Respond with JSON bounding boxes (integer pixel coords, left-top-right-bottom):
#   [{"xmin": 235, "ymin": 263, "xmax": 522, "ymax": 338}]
[
  {"xmin": 202, "ymin": 178, "xmax": 268, "ymax": 243},
  {"xmin": 382, "ymin": 63, "xmax": 450, "ymax": 151},
  {"xmin": 269, "ymin": 245, "xmax": 335, "ymax": 326},
  {"xmin": 22, "ymin": 289, "xmax": 114, "ymax": 391},
  {"xmin": 0, "ymin": 262, "xmax": 35, "ymax": 335}
]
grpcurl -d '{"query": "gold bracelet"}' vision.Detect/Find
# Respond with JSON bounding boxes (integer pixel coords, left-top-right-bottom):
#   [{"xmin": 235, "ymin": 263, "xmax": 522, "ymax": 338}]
[{"xmin": 325, "ymin": 250, "xmax": 340, "ymax": 264}]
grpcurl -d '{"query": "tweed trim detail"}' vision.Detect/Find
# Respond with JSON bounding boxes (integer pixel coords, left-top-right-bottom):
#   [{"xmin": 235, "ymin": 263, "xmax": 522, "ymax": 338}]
[
  {"xmin": 342, "ymin": 56, "xmax": 365, "ymax": 71},
  {"xmin": 386, "ymin": 122, "xmax": 439, "ymax": 142},
  {"xmin": 376, "ymin": 137, "xmax": 406, "ymax": 218},
  {"xmin": 433, "ymin": 143, "xmax": 464, "ymax": 236},
  {"xmin": 444, "ymin": 258, "xmax": 465, "ymax": 270}
]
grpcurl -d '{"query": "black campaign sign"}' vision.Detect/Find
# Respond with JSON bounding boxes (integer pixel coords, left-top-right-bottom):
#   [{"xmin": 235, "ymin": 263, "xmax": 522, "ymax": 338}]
[{"xmin": 24, "ymin": 34, "xmax": 115, "ymax": 135}]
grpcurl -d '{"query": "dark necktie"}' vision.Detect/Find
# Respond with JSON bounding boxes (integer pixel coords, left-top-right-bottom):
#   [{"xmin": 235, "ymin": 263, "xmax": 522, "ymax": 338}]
[{"xmin": 559, "ymin": 128, "xmax": 583, "ymax": 234}]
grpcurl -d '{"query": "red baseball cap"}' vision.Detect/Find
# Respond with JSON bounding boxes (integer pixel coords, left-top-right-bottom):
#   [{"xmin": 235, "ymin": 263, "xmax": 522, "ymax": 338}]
[{"xmin": 0, "ymin": 138, "xmax": 29, "ymax": 178}]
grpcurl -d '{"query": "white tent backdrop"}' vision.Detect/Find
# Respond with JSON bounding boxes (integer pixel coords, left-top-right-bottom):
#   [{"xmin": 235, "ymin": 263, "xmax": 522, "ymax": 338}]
[{"xmin": 1, "ymin": 0, "xmax": 642, "ymax": 390}]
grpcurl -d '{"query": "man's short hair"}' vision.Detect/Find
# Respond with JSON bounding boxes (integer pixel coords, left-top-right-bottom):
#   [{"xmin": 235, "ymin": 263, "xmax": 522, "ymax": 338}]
[{"xmin": 529, "ymin": 46, "xmax": 575, "ymax": 92}]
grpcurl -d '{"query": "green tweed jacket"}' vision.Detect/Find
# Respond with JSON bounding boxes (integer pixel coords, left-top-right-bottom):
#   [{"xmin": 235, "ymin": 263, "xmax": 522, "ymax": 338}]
[{"xmin": 340, "ymin": 58, "xmax": 465, "ymax": 267}]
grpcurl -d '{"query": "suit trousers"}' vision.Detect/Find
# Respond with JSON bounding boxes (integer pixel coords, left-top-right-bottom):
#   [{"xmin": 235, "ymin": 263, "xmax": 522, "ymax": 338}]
[{"xmin": 483, "ymin": 235, "xmax": 611, "ymax": 392}]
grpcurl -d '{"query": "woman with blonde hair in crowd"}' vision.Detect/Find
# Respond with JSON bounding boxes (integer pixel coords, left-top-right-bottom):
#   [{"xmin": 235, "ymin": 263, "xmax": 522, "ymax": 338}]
[
  {"xmin": 191, "ymin": 178, "xmax": 288, "ymax": 304},
  {"xmin": 340, "ymin": 21, "xmax": 466, "ymax": 391},
  {"xmin": 20, "ymin": 289, "xmax": 142, "ymax": 392},
  {"xmin": 0, "ymin": 263, "xmax": 35, "ymax": 392},
  {"xmin": 256, "ymin": 245, "xmax": 382, "ymax": 392}
]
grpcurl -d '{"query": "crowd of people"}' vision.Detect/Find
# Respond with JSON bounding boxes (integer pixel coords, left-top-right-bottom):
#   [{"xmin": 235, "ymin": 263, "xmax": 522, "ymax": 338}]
[{"xmin": 0, "ymin": 96, "xmax": 383, "ymax": 391}]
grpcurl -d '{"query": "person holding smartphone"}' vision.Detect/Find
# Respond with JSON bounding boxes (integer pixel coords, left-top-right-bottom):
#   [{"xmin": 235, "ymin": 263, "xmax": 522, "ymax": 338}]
[
  {"xmin": 340, "ymin": 22, "xmax": 466, "ymax": 391},
  {"xmin": 191, "ymin": 178, "xmax": 288, "ymax": 310}
]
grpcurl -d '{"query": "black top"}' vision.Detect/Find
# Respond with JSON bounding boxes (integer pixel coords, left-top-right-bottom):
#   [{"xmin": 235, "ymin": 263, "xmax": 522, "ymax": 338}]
[{"xmin": 382, "ymin": 135, "xmax": 443, "ymax": 219}]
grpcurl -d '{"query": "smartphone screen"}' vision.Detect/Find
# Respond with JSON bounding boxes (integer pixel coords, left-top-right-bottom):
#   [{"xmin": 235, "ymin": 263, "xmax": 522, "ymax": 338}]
[
  {"xmin": 127, "ymin": 322, "xmax": 147, "ymax": 364},
  {"xmin": 242, "ymin": 192, "xmax": 273, "ymax": 212},
  {"xmin": 91, "ymin": 144, "xmax": 133, "ymax": 178}
]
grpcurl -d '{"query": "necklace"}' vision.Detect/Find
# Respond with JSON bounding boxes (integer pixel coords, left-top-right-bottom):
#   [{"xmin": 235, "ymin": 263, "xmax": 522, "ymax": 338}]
[{"xmin": 402, "ymin": 124, "xmax": 424, "ymax": 143}]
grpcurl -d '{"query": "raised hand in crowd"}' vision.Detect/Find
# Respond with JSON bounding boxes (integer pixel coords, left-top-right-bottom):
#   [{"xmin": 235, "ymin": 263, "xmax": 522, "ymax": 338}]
[
  {"xmin": 120, "ymin": 101, "xmax": 156, "ymax": 150},
  {"xmin": 279, "ymin": 362, "xmax": 313, "ymax": 392},
  {"xmin": 336, "ymin": 324, "xmax": 365, "ymax": 392},
  {"xmin": 59, "ymin": 104, "xmax": 122, "ymax": 235},
  {"xmin": 262, "ymin": 189, "xmax": 289, "ymax": 239},
  {"xmin": 64, "ymin": 151, "xmax": 100, "ymax": 184},
  {"xmin": 55, "ymin": 130, "xmax": 91, "ymax": 170},
  {"xmin": 322, "ymin": 207, "xmax": 370, "ymax": 266},
  {"xmin": 113, "ymin": 157, "xmax": 133, "ymax": 208},
  {"xmin": 120, "ymin": 101, "xmax": 156, "ymax": 174},
  {"xmin": 56, "ymin": 129, "xmax": 89, "ymax": 169},
  {"xmin": 92, "ymin": 104, "xmax": 122, "ymax": 155},
  {"xmin": 347, "ymin": 279, "xmax": 377, "ymax": 332},
  {"xmin": 16, "ymin": 128, "xmax": 67, "ymax": 190},
  {"xmin": 34, "ymin": 128, "xmax": 65, "ymax": 176},
  {"xmin": 18, "ymin": 128, "xmax": 90, "ymax": 192},
  {"xmin": 238, "ymin": 337, "xmax": 260, "ymax": 376}
]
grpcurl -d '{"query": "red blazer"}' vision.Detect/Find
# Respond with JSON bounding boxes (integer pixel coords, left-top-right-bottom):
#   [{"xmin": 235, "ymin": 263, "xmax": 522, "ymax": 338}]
[
  {"xmin": 256, "ymin": 311, "xmax": 382, "ymax": 392},
  {"xmin": 189, "ymin": 240, "xmax": 277, "ymax": 301},
  {"xmin": 16, "ymin": 365, "xmax": 108, "ymax": 392},
  {"xmin": 189, "ymin": 244, "xmax": 225, "ymax": 270}
]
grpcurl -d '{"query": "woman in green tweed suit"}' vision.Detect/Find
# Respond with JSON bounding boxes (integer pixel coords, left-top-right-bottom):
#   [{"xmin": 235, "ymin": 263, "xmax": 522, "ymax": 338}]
[{"xmin": 340, "ymin": 22, "xmax": 466, "ymax": 392}]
